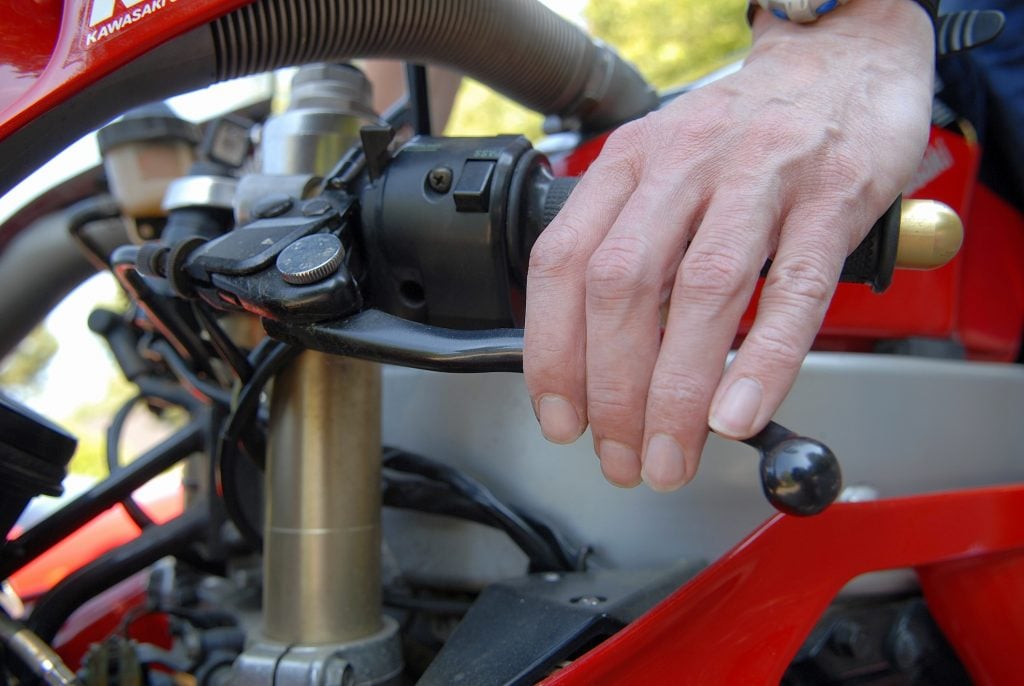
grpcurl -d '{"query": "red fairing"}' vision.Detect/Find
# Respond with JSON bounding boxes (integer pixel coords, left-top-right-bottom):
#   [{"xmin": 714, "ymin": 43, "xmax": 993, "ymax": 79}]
[
  {"xmin": 0, "ymin": 0, "xmax": 253, "ymax": 144},
  {"xmin": 554, "ymin": 126, "xmax": 1024, "ymax": 360},
  {"xmin": 541, "ymin": 485, "xmax": 1024, "ymax": 685}
]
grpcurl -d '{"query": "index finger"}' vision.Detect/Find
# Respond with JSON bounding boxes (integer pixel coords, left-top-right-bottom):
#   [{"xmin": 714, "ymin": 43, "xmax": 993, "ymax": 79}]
[{"xmin": 524, "ymin": 129, "xmax": 644, "ymax": 444}]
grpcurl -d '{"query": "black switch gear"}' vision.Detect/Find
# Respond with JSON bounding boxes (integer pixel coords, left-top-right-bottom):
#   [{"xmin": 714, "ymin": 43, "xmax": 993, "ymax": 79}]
[{"xmin": 453, "ymin": 160, "xmax": 496, "ymax": 213}]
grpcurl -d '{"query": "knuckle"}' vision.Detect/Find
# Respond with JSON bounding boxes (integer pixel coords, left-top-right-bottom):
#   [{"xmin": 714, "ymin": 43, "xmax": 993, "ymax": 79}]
[
  {"xmin": 530, "ymin": 220, "xmax": 585, "ymax": 279},
  {"xmin": 588, "ymin": 392, "xmax": 635, "ymax": 421},
  {"xmin": 602, "ymin": 119, "xmax": 648, "ymax": 160},
  {"xmin": 677, "ymin": 247, "xmax": 748, "ymax": 303},
  {"xmin": 766, "ymin": 254, "xmax": 835, "ymax": 309},
  {"xmin": 586, "ymin": 236, "xmax": 658, "ymax": 300},
  {"xmin": 597, "ymin": 119, "xmax": 650, "ymax": 183},
  {"xmin": 647, "ymin": 369, "xmax": 709, "ymax": 419},
  {"xmin": 586, "ymin": 381, "xmax": 641, "ymax": 428},
  {"xmin": 745, "ymin": 323, "xmax": 805, "ymax": 370}
]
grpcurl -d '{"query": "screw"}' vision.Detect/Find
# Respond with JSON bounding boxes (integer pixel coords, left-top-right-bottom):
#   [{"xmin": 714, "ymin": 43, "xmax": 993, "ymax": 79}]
[
  {"xmin": 542, "ymin": 572, "xmax": 561, "ymax": 583},
  {"xmin": 427, "ymin": 166, "xmax": 453, "ymax": 193},
  {"xmin": 570, "ymin": 595, "xmax": 606, "ymax": 607}
]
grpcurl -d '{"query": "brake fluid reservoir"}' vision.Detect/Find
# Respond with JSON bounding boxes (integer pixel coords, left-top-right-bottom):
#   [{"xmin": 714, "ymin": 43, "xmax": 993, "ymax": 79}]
[
  {"xmin": 98, "ymin": 104, "xmax": 200, "ymax": 221},
  {"xmin": 260, "ymin": 63, "xmax": 377, "ymax": 177}
]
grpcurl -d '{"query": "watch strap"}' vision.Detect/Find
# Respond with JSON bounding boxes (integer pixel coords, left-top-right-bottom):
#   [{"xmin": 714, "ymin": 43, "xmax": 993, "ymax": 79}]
[{"xmin": 748, "ymin": 1, "xmax": 938, "ymax": 27}]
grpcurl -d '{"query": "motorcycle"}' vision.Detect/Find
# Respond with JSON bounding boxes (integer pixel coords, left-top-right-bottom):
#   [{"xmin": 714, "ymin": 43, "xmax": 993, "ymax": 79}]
[{"xmin": 1, "ymin": 1, "xmax": 1023, "ymax": 684}]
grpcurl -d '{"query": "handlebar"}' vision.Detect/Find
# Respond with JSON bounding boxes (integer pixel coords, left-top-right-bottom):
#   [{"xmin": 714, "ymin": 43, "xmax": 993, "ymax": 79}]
[
  {"xmin": 544, "ymin": 178, "xmax": 963, "ymax": 293},
  {"xmin": 148, "ymin": 133, "xmax": 964, "ymax": 517}
]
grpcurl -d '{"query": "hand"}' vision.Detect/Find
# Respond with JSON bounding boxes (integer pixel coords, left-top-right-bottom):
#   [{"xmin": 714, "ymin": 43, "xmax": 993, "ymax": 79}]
[{"xmin": 524, "ymin": 0, "xmax": 934, "ymax": 491}]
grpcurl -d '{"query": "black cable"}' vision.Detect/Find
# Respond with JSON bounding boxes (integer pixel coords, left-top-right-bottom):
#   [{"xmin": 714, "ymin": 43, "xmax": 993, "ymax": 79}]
[
  {"xmin": 134, "ymin": 377, "xmax": 201, "ymax": 411},
  {"xmin": 247, "ymin": 336, "xmax": 279, "ymax": 368},
  {"xmin": 26, "ymin": 506, "xmax": 209, "ymax": 643},
  {"xmin": 382, "ymin": 468, "xmax": 585, "ymax": 572},
  {"xmin": 107, "ymin": 394, "xmax": 157, "ymax": 530},
  {"xmin": 150, "ymin": 339, "xmax": 232, "ymax": 408},
  {"xmin": 106, "ymin": 385, "xmax": 205, "ymax": 532},
  {"xmin": 111, "ymin": 258, "xmax": 217, "ymax": 380},
  {"xmin": 382, "ymin": 448, "xmax": 573, "ymax": 572},
  {"xmin": 215, "ymin": 340, "xmax": 299, "ymax": 550},
  {"xmin": 383, "ymin": 587, "xmax": 471, "ymax": 616},
  {"xmin": 383, "ymin": 470, "xmax": 499, "ymax": 527},
  {"xmin": 204, "ymin": 341, "xmax": 580, "ymax": 571},
  {"xmin": 191, "ymin": 302, "xmax": 253, "ymax": 383},
  {"xmin": 405, "ymin": 63, "xmax": 432, "ymax": 135}
]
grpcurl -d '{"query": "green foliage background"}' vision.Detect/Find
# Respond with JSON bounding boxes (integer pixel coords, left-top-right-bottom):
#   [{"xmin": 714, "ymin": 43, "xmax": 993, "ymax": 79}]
[
  {"xmin": 0, "ymin": 327, "xmax": 57, "ymax": 390},
  {"xmin": 446, "ymin": 0, "xmax": 751, "ymax": 138},
  {"xmin": 0, "ymin": 284, "xmax": 133, "ymax": 478}
]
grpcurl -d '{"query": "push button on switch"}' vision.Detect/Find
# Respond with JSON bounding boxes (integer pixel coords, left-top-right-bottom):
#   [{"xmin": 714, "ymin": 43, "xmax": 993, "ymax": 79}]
[{"xmin": 453, "ymin": 160, "xmax": 496, "ymax": 213}]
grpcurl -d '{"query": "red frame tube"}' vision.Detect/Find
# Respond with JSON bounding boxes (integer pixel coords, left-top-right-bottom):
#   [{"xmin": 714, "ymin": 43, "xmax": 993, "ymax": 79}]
[{"xmin": 541, "ymin": 485, "xmax": 1024, "ymax": 685}]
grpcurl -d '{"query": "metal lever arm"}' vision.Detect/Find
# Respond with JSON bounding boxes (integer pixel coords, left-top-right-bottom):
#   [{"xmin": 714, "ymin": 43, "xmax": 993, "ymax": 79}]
[{"xmin": 265, "ymin": 309, "xmax": 841, "ymax": 515}]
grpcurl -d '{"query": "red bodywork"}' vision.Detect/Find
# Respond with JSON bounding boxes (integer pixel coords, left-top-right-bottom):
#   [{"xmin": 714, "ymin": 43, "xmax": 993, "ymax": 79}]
[
  {"xmin": 3, "ymin": 1, "xmax": 1024, "ymax": 683},
  {"xmin": 0, "ymin": 0, "xmax": 251, "ymax": 144},
  {"xmin": 542, "ymin": 485, "xmax": 1024, "ymax": 686}
]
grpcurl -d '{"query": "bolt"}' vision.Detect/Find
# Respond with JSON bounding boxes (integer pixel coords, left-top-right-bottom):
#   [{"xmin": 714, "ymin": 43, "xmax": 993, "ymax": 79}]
[
  {"xmin": 253, "ymin": 193, "xmax": 294, "ymax": 219},
  {"xmin": 542, "ymin": 572, "xmax": 561, "ymax": 583},
  {"xmin": 570, "ymin": 595, "xmax": 606, "ymax": 607},
  {"xmin": 322, "ymin": 657, "xmax": 354, "ymax": 686},
  {"xmin": 427, "ymin": 166, "xmax": 453, "ymax": 193},
  {"xmin": 302, "ymin": 199, "xmax": 332, "ymax": 216}
]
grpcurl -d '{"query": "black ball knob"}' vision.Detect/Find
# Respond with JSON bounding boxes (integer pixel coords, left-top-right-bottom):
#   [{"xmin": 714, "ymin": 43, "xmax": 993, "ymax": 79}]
[{"xmin": 759, "ymin": 436, "xmax": 842, "ymax": 516}]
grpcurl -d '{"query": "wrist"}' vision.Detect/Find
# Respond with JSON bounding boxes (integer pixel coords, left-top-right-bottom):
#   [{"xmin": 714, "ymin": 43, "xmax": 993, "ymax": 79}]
[{"xmin": 749, "ymin": 0, "xmax": 934, "ymax": 62}]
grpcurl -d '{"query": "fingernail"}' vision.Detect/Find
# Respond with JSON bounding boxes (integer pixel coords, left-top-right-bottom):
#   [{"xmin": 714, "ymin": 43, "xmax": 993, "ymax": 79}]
[
  {"xmin": 598, "ymin": 440, "xmax": 642, "ymax": 488},
  {"xmin": 710, "ymin": 377, "xmax": 763, "ymax": 437},
  {"xmin": 642, "ymin": 434, "xmax": 689, "ymax": 491},
  {"xmin": 537, "ymin": 394, "xmax": 582, "ymax": 444}
]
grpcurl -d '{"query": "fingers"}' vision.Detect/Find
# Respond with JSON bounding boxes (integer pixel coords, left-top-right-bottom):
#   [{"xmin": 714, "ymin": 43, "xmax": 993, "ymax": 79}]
[
  {"xmin": 523, "ymin": 126, "xmax": 643, "ymax": 444},
  {"xmin": 584, "ymin": 177, "xmax": 705, "ymax": 487},
  {"xmin": 639, "ymin": 190, "xmax": 781, "ymax": 491},
  {"xmin": 708, "ymin": 208, "xmax": 849, "ymax": 440}
]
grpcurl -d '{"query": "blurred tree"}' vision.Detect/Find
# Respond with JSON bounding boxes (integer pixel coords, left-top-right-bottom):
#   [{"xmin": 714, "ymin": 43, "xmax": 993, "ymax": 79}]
[
  {"xmin": 446, "ymin": 79, "xmax": 544, "ymax": 140},
  {"xmin": 585, "ymin": 0, "xmax": 751, "ymax": 89},
  {"xmin": 446, "ymin": 0, "xmax": 751, "ymax": 139},
  {"xmin": 0, "ymin": 326, "xmax": 58, "ymax": 392}
]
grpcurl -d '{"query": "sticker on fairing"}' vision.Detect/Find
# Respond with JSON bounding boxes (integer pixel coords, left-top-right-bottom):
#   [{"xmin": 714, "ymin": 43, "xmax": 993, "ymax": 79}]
[{"xmin": 85, "ymin": 0, "xmax": 179, "ymax": 46}]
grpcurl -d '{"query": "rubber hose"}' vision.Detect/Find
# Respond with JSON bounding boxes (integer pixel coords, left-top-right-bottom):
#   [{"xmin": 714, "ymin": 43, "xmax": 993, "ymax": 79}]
[
  {"xmin": 0, "ymin": 1, "xmax": 656, "ymax": 201},
  {"xmin": 210, "ymin": 0, "xmax": 656, "ymax": 132}
]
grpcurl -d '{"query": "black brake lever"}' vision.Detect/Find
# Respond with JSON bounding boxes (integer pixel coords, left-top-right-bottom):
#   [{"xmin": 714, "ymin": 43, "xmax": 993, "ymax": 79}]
[{"xmin": 264, "ymin": 309, "xmax": 842, "ymax": 515}]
